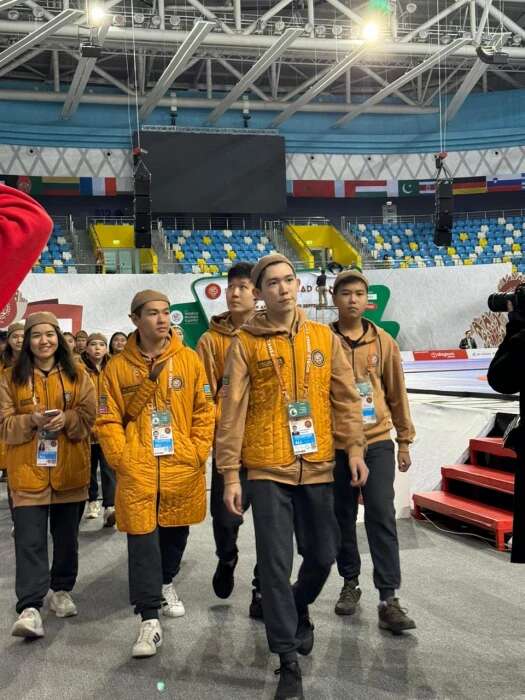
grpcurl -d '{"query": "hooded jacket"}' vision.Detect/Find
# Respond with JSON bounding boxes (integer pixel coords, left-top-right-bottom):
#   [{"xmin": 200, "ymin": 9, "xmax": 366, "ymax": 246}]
[
  {"xmin": 330, "ymin": 319, "xmax": 415, "ymax": 450},
  {"xmin": 0, "ymin": 363, "xmax": 96, "ymax": 499},
  {"xmin": 196, "ymin": 311, "xmax": 238, "ymax": 422},
  {"xmin": 216, "ymin": 307, "xmax": 365, "ymax": 486},
  {"xmin": 96, "ymin": 331, "xmax": 214, "ymax": 535},
  {"xmin": 80, "ymin": 351, "xmax": 109, "ymax": 442}
]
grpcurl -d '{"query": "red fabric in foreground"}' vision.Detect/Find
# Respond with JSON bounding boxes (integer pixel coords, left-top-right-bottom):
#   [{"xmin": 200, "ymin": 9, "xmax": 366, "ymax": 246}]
[{"xmin": 0, "ymin": 184, "xmax": 53, "ymax": 310}]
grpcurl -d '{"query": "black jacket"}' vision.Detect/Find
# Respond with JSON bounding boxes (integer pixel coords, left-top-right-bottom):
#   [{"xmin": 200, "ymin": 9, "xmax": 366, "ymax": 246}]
[{"xmin": 487, "ymin": 318, "xmax": 525, "ymax": 563}]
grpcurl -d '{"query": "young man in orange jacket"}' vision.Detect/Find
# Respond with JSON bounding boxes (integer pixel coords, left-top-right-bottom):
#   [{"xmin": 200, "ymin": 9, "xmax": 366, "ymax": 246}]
[
  {"xmin": 216, "ymin": 254, "xmax": 367, "ymax": 700},
  {"xmin": 330, "ymin": 270, "xmax": 416, "ymax": 633},
  {"xmin": 97, "ymin": 290, "xmax": 214, "ymax": 659},
  {"xmin": 196, "ymin": 262, "xmax": 262, "ymax": 617}
]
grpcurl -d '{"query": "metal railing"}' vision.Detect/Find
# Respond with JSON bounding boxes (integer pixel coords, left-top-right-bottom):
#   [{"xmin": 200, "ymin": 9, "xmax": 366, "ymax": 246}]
[
  {"xmin": 159, "ymin": 215, "xmax": 262, "ymax": 231},
  {"xmin": 342, "ymin": 208, "xmax": 525, "ymax": 227}
]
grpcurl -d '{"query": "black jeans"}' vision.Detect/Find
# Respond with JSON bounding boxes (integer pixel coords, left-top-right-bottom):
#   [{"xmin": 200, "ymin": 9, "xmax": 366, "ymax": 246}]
[
  {"xmin": 127, "ymin": 525, "xmax": 189, "ymax": 620},
  {"xmin": 88, "ymin": 443, "xmax": 116, "ymax": 507},
  {"xmin": 334, "ymin": 441, "xmax": 401, "ymax": 598},
  {"xmin": 247, "ymin": 479, "xmax": 339, "ymax": 656},
  {"xmin": 13, "ymin": 501, "xmax": 82, "ymax": 614}
]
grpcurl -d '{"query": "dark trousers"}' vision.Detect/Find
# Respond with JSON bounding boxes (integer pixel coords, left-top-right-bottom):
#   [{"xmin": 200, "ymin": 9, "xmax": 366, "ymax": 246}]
[
  {"xmin": 7, "ymin": 483, "xmax": 14, "ymax": 523},
  {"xmin": 88, "ymin": 443, "xmax": 116, "ymax": 507},
  {"xmin": 247, "ymin": 479, "xmax": 339, "ymax": 656},
  {"xmin": 127, "ymin": 525, "xmax": 189, "ymax": 620},
  {"xmin": 334, "ymin": 440, "xmax": 401, "ymax": 598},
  {"xmin": 13, "ymin": 501, "xmax": 82, "ymax": 614},
  {"xmin": 211, "ymin": 459, "xmax": 260, "ymax": 590}
]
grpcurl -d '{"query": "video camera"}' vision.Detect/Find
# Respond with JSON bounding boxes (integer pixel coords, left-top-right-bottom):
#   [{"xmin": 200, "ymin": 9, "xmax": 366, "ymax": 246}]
[{"xmin": 488, "ymin": 283, "xmax": 525, "ymax": 313}]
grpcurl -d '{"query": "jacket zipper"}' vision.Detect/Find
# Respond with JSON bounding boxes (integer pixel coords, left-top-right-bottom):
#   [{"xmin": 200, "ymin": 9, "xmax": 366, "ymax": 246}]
[
  {"xmin": 43, "ymin": 375, "xmax": 51, "ymax": 487},
  {"xmin": 289, "ymin": 335, "xmax": 303, "ymax": 485}
]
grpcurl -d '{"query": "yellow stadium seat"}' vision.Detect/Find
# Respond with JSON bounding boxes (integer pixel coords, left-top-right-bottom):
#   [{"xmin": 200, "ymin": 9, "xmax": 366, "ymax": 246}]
[
  {"xmin": 503, "ymin": 255, "xmax": 511, "ymax": 263},
  {"xmin": 513, "ymin": 264, "xmax": 518, "ymax": 273},
  {"xmin": 209, "ymin": 264, "xmax": 219, "ymax": 273},
  {"xmin": 197, "ymin": 257, "xmax": 205, "ymax": 265},
  {"xmin": 480, "ymin": 238, "xmax": 488, "ymax": 247},
  {"xmin": 45, "ymin": 266, "xmax": 55, "ymax": 273},
  {"xmin": 227, "ymin": 250, "xmax": 237, "ymax": 260},
  {"xmin": 459, "ymin": 232, "xmax": 468, "ymax": 241},
  {"xmin": 175, "ymin": 251, "xmax": 184, "ymax": 260},
  {"xmin": 447, "ymin": 247, "xmax": 456, "ymax": 255},
  {"xmin": 512, "ymin": 243, "xmax": 521, "ymax": 252},
  {"xmin": 202, "ymin": 236, "xmax": 212, "ymax": 245},
  {"xmin": 376, "ymin": 235, "xmax": 384, "ymax": 244},
  {"xmin": 464, "ymin": 259, "xmax": 473, "ymax": 265},
  {"xmin": 409, "ymin": 241, "xmax": 419, "ymax": 251},
  {"xmin": 400, "ymin": 261, "xmax": 408, "ymax": 268}
]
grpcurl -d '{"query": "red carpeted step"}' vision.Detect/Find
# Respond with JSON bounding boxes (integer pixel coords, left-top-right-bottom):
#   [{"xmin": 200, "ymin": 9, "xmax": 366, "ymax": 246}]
[
  {"xmin": 442, "ymin": 464, "xmax": 515, "ymax": 495},
  {"xmin": 469, "ymin": 437, "xmax": 516, "ymax": 464},
  {"xmin": 412, "ymin": 492, "xmax": 513, "ymax": 551}
]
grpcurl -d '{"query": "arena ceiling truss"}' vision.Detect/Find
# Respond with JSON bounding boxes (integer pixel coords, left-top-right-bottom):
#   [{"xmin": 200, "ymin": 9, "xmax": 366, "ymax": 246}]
[{"xmin": 0, "ymin": 0, "xmax": 524, "ymax": 126}]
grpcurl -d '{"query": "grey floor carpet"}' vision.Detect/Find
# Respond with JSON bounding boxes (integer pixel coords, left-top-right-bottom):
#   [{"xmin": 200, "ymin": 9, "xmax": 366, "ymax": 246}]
[{"xmin": 1, "ymin": 483, "xmax": 524, "ymax": 700}]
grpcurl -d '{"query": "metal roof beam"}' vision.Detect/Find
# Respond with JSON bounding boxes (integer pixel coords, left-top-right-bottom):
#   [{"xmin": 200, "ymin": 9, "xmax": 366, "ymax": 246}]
[
  {"xmin": 401, "ymin": 0, "xmax": 469, "ymax": 44},
  {"xmin": 0, "ymin": 47, "xmax": 43, "ymax": 79},
  {"xmin": 213, "ymin": 55, "xmax": 270, "ymax": 101},
  {"xmin": 61, "ymin": 23, "xmax": 110, "ymax": 119},
  {"xmin": 270, "ymin": 45, "xmax": 368, "ymax": 127},
  {"xmin": 324, "ymin": 0, "xmax": 365, "ymax": 25},
  {"xmin": 207, "ymin": 27, "xmax": 301, "ymax": 124},
  {"xmin": 333, "ymin": 37, "xmax": 469, "ymax": 128},
  {"xmin": 186, "ymin": 0, "xmax": 233, "ymax": 34},
  {"xmin": 139, "ymin": 20, "xmax": 214, "ymax": 120},
  {"xmin": 243, "ymin": 0, "xmax": 294, "ymax": 36},
  {"xmin": 359, "ymin": 65, "xmax": 417, "ymax": 106},
  {"xmin": 0, "ymin": 8, "xmax": 82, "ymax": 70}
]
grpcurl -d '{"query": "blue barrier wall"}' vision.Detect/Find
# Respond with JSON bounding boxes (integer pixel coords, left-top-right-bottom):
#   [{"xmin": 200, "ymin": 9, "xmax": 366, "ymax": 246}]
[{"xmin": 1, "ymin": 80, "xmax": 524, "ymax": 153}]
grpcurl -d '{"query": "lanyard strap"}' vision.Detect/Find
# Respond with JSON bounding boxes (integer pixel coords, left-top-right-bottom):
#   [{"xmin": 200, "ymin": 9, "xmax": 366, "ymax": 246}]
[{"xmin": 265, "ymin": 327, "xmax": 312, "ymax": 404}]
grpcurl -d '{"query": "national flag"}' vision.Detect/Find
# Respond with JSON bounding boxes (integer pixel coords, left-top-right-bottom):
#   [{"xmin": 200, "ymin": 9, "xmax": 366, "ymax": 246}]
[
  {"xmin": 418, "ymin": 180, "xmax": 436, "ymax": 195},
  {"xmin": 334, "ymin": 180, "xmax": 345, "ymax": 198},
  {"xmin": 486, "ymin": 175, "xmax": 522, "ymax": 193},
  {"xmin": 452, "ymin": 176, "xmax": 487, "ymax": 195},
  {"xmin": 286, "ymin": 180, "xmax": 293, "ymax": 195},
  {"xmin": 386, "ymin": 180, "xmax": 399, "ymax": 198},
  {"xmin": 105, "ymin": 177, "xmax": 117, "ymax": 196},
  {"xmin": 41, "ymin": 176, "xmax": 80, "ymax": 196},
  {"xmin": 398, "ymin": 180, "xmax": 419, "ymax": 197},
  {"xmin": 345, "ymin": 180, "xmax": 387, "ymax": 198},
  {"xmin": 92, "ymin": 177, "xmax": 106, "ymax": 196},
  {"xmin": 293, "ymin": 180, "xmax": 335, "ymax": 198}
]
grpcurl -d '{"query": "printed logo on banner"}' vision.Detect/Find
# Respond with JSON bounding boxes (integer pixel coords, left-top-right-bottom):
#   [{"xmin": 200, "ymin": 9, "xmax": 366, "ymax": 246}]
[
  {"xmin": 170, "ymin": 309, "xmax": 184, "ymax": 326},
  {"xmin": 205, "ymin": 283, "xmax": 222, "ymax": 300}
]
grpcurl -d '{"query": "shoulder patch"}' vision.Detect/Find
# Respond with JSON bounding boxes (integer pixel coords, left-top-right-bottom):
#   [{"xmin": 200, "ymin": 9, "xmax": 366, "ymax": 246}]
[
  {"xmin": 311, "ymin": 350, "xmax": 325, "ymax": 367},
  {"xmin": 171, "ymin": 376, "xmax": 184, "ymax": 390}
]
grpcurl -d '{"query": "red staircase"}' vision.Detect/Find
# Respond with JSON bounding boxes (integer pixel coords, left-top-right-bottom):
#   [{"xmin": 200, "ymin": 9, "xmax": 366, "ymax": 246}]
[{"xmin": 412, "ymin": 437, "xmax": 515, "ymax": 551}]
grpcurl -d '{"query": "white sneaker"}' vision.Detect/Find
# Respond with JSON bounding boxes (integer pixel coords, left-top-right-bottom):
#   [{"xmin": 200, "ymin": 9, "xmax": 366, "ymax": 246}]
[
  {"xmin": 11, "ymin": 608, "xmax": 44, "ymax": 638},
  {"xmin": 132, "ymin": 619, "xmax": 163, "ymax": 658},
  {"xmin": 86, "ymin": 501, "xmax": 101, "ymax": 519},
  {"xmin": 161, "ymin": 584, "xmax": 185, "ymax": 618},
  {"xmin": 49, "ymin": 591, "xmax": 78, "ymax": 618},
  {"xmin": 103, "ymin": 506, "xmax": 116, "ymax": 528}
]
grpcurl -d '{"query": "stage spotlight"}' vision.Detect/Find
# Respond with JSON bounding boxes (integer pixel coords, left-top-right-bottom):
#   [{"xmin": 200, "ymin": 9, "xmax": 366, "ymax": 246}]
[
  {"xmin": 7, "ymin": 8, "xmax": 19, "ymax": 20},
  {"xmin": 362, "ymin": 21, "xmax": 380, "ymax": 42},
  {"xmin": 32, "ymin": 6, "xmax": 44, "ymax": 19},
  {"xmin": 332, "ymin": 24, "xmax": 343, "ymax": 37},
  {"xmin": 315, "ymin": 24, "xmax": 326, "ymax": 37},
  {"xmin": 441, "ymin": 33, "xmax": 452, "ymax": 44},
  {"xmin": 304, "ymin": 22, "xmax": 313, "ymax": 35},
  {"xmin": 512, "ymin": 34, "xmax": 522, "ymax": 46},
  {"xmin": 418, "ymin": 29, "xmax": 428, "ymax": 40},
  {"xmin": 133, "ymin": 12, "xmax": 145, "ymax": 25},
  {"xmin": 406, "ymin": 2, "xmax": 417, "ymax": 13},
  {"xmin": 274, "ymin": 19, "xmax": 285, "ymax": 34},
  {"xmin": 151, "ymin": 14, "xmax": 162, "ymax": 27},
  {"xmin": 112, "ymin": 13, "xmax": 125, "ymax": 26},
  {"xmin": 169, "ymin": 14, "xmax": 181, "ymax": 27},
  {"xmin": 89, "ymin": 4, "xmax": 106, "ymax": 25}
]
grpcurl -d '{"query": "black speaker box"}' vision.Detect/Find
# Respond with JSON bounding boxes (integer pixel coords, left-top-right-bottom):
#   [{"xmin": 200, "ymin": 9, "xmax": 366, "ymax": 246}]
[
  {"xmin": 433, "ymin": 180, "xmax": 454, "ymax": 246},
  {"xmin": 135, "ymin": 230, "xmax": 151, "ymax": 248},
  {"xmin": 434, "ymin": 225, "xmax": 452, "ymax": 247},
  {"xmin": 134, "ymin": 195, "xmax": 151, "ymax": 214},
  {"xmin": 135, "ymin": 212, "xmax": 151, "ymax": 233},
  {"xmin": 134, "ymin": 177, "xmax": 150, "ymax": 197}
]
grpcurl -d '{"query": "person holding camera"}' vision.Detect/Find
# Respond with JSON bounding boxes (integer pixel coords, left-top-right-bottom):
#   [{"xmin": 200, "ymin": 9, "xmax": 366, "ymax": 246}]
[
  {"xmin": 0, "ymin": 312, "xmax": 96, "ymax": 639},
  {"xmin": 487, "ymin": 290, "xmax": 525, "ymax": 563}
]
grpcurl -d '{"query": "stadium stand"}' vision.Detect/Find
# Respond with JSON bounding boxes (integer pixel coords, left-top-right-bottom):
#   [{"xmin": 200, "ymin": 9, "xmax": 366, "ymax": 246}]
[
  {"xmin": 354, "ymin": 215, "xmax": 525, "ymax": 273},
  {"xmin": 31, "ymin": 221, "xmax": 77, "ymax": 274},
  {"xmin": 162, "ymin": 228, "xmax": 278, "ymax": 273}
]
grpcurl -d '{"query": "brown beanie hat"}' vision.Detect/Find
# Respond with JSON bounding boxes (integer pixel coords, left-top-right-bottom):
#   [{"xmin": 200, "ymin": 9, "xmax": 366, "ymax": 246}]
[
  {"xmin": 333, "ymin": 269, "xmax": 369, "ymax": 294},
  {"xmin": 251, "ymin": 254, "xmax": 296, "ymax": 288},
  {"xmin": 130, "ymin": 289, "xmax": 170, "ymax": 314},
  {"xmin": 24, "ymin": 312, "xmax": 60, "ymax": 332},
  {"xmin": 75, "ymin": 329, "xmax": 88, "ymax": 339},
  {"xmin": 87, "ymin": 332, "xmax": 108, "ymax": 346},
  {"xmin": 7, "ymin": 322, "xmax": 24, "ymax": 338}
]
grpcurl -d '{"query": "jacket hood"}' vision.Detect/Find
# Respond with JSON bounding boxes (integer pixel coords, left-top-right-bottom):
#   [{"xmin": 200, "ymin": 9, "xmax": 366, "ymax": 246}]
[
  {"xmin": 122, "ymin": 330, "xmax": 183, "ymax": 368},
  {"xmin": 330, "ymin": 318, "xmax": 379, "ymax": 346},
  {"xmin": 241, "ymin": 306, "xmax": 307, "ymax": 337},
  {"xmin": 209, "ymin": 311, "xmax": 239, "ymax": 337}
]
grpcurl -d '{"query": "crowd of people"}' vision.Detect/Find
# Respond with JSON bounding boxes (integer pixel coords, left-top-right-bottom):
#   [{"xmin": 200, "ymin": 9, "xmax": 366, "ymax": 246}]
[{"xmin": 0, "ymin": 254, "xmax": 416, "ymax": 700}]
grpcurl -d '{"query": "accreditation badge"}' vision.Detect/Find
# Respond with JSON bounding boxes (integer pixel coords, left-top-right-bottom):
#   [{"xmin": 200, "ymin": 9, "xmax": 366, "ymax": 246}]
[
  {"xmin": 356, "ymin": 380, "xmax": 377, "ymax": 425},
  {"xmin": 36, "ymin": 436, "xmax": 58, "ymax": 467},
  {"xmin": 287, "ymin": 400, "xmax": 317, "ymax": 455},
  {"xmin": 151, "ymin": 410, "xmax": 174, "ymax": 457}
]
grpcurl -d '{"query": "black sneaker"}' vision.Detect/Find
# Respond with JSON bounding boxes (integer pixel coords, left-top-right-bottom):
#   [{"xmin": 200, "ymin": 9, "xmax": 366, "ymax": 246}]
[
  {"xmin": 212, "ymin": 557, "xmax": 237, "ymax": 599},
  {"xmin": 378, "ymin": 597, "xmax": 416, "ymax": 635},
  {"xmin": 334, "ymin": 579, "xmax": 362, "ymax": 616},
  {"xmin": 249, "ymin": 589, "xmax": 264, "ymax": 620},
  {"xmin": 274, "ymin": 661, "xmax": 304, "ymax": 700},
  {"xmin": 296, "ymin": 611, "xmax": 314, "ymax": 656}
]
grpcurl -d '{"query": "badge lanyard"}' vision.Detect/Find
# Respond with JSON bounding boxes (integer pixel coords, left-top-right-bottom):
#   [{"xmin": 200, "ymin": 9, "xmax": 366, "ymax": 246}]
[
  {"xmin": 265, "ymin": 328, "xmax": 312, "ymax": 403},
  {"xmin": 151, "ymin": 358, "xmax": 174, "ymax": 457}
]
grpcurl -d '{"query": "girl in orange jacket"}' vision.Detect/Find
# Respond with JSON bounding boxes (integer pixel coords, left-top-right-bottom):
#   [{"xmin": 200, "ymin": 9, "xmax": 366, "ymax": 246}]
[{"xmin": 0, "ymin": 312, "xmax": 96, "ymax": 640}]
